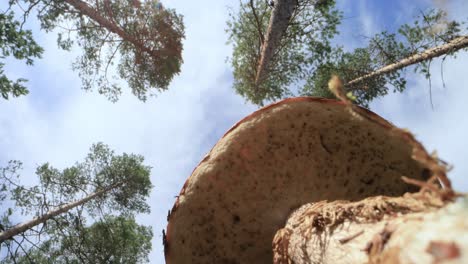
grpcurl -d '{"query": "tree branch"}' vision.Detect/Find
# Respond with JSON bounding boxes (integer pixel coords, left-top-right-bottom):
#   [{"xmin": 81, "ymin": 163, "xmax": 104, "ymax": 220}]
[
  {"xmin": 63, "ymin": 0, "xmax": 160, "ymax": 60},
  {"xmin": 249, "ymin": 0, "xmax": 265, "ymax": 43},
  {"xmin": 0, "ymin": 181, "xmax": 124, "ymax": 242},
  {"xmin": 346, "ymin": 35, "xmax": 468, "ymax": 90}
]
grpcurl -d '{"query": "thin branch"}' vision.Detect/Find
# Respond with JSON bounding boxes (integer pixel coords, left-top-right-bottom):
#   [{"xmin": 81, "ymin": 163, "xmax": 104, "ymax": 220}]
[
  {"xmin": 104, "ymin": 41, "xmax": 123, "ymax": 80},
  {"xmin": 19, "ymin": 0, "xmax": 41, "ymax": 30},
  {"xmin": 19, "ymin": 232, "xmax": 48, "ymax": 254},
  {"xmin": 440, "ymin": 55, "xmax": 447, "ymax": 89},
  {"xmin": 427, "ymin": 59, "xmax": 434, "ymax": 109},
  {"xmin": 12, "ymin": 236, "xmax": 33, "ymax": 263},
  {"xmin": 249, "ymin": 0, "xmax": 265, "ymax": 43},
  {"xmin": 5, "ymin": 242, "xmax": 18, "ymax": 264},
  {"xmin": 419, "ymin": 9, "xmax": 450, "ymax": 44}
]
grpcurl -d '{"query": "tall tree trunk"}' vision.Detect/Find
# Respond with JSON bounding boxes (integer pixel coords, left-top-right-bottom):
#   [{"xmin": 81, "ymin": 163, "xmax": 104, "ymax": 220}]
[
  {"xmin": 0, "ymin": 182, "xmax": 123, "ymax": 243},
  {"xmin": 346, "ymin": 35, "xmax": 468, "ymax": 90},
  {"xmin": 273, "ymin": 195, "xmax": 468, "ymax": 264},
  {"xmin": 63, "ymin": 0, "xmax": 159, "ymax": 59},
  {"xmin": 255, "ymin": 0, "xmax": 297, "ymax": 86}
]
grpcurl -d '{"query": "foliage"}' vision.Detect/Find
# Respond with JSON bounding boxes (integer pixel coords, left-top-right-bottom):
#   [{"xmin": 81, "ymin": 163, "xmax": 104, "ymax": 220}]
[
  {"xmin": 0, "ymin": 11, "xmax": 43, "ymax": 99},
  {"xmin": 62, "ymin": 215, "xmax": 152, "ymax": 263},
  {"xmin": 302, "ymin": 47, "xmax": 396, "ymax": 107},
  {"xmin": 301, "ymin": 9, "xmax": 467, "ymax": 107},
  {"xmin": 7, "ymin": 216, "xmax": 153, "ymax": 264},
  {"xmin": 0, "ymin": 143, "xmax": 153, "ymax": 262},
  {"xmin": 6, "ymin": 0, "xmax": 185, "ymax": 101},
  {"xmin": 228, "ymin": 1, "xmax": 466, "ymax": 107},
  {"xmin": 227, "ymin": 0, "xmax": 342, "ymax": 105}
]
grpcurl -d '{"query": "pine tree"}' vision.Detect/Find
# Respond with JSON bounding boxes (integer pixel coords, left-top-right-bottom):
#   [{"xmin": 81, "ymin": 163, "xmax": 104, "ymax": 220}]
[
  {"xmin": 227, "ymin": 0, "xmax": 341, "ymax": 105},
  {"xmin": 4, "ymin": 0, "xmax": 185, "ymax": 101},
  {"xmin": 0, "ymin": 143, "xmax": 153, "ymax": 261},
  {"xmin": 302, "ymin": 9, "xmax": 468, "ymax": 107},
  {"xmin": 0, "ymin": 12, "xmax": 43, "ymax": 99}
]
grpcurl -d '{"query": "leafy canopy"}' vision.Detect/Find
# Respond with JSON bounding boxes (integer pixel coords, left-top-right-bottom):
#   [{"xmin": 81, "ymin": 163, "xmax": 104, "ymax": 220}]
[
  {"xmin": 228, "ymin": 2, "xmax": 467, "ymax": 107},
  {"xmin": 5, "ymin": 0, "xmax": 185, "ymax": 101},
  {"xmin": 0, "ymin": 11, "xmax": 43, "ymax": 99},
  {"xmin": 8, "ymin": 216, "xmax": 153, "ymax": 264},
  {"xmin": 0, "ymin": 143, "xmax": 153, "ymax": 262},
  {"xmin": 227, "ymin": 0, "xmax": 342, "ymax": 106},
  {"xmin": 302, "ymin": 9, "xmax": 467, "ymax": 107}
]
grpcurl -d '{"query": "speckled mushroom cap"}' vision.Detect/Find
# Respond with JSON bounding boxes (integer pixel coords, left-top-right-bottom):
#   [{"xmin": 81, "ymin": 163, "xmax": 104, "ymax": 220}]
[{"xmin": 165, "ymin": 97, "xmax": 429, "ymax": 264}]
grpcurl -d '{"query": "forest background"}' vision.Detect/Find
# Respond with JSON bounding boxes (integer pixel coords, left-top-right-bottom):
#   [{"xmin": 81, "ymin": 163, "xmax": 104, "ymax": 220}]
[{"xmin": 0, "ymin": 0, "xmax": 467, "ymax": 262}]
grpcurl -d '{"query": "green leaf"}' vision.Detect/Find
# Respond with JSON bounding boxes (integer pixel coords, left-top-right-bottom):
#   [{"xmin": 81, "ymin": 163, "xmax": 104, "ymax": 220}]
[{"xmin": 0, "ymin": 12, "xmax": 43, "ymax": 100}]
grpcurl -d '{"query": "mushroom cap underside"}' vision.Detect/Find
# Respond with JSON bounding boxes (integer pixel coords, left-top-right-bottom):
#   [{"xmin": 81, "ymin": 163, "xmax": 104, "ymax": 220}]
[{"xmin": 165, "ymin": 97, "xmax": 430, "ymax": 264}]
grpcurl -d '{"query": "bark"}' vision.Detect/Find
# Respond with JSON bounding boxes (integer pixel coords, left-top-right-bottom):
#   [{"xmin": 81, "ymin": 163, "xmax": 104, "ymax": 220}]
[
  {"xmin": 255, "ymin": 0, "xmax": 297, "ymax": 86},
  {"xmin": 346, "ymin": 35, "xmax": 468, "ymax": 90},
  {"xmin": 0, "ymin": 182, "xmax": 123, "ymax": 243},
  {"xmin": 273, "ymin": 194, "xmax": 468, "ymax": 264},
  {"xmin": 63, "ymin": 0, "xmax": 159, "ymax": 59}
]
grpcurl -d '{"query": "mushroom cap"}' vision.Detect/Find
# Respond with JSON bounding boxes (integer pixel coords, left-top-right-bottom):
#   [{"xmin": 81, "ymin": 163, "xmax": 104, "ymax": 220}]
[{"xmin": 165, "ymin": 97, "xmax": 429, "ymax": 263}]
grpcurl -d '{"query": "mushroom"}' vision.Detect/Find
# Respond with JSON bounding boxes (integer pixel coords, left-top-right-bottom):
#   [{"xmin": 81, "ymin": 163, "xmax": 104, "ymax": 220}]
[{"xmin": 165, "ymin": 97, "xmax": 430, "ymax": 263}]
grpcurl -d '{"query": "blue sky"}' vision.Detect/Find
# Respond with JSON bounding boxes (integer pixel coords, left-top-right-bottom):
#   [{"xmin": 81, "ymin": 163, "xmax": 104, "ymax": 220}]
[{"xmin": 1, "ymin": 0, "xmax": 467, "ymax": 262}]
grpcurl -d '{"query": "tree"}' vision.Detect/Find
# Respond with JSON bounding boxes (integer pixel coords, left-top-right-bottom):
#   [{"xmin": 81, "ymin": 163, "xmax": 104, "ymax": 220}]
[
  {"xmin": 301, "ymin": 9, "xmax": 468, "ymax": 107},
  {"xmin": 58, "ymin": 215, "xmax": 152, "ymax": 263},
  {"xmin": 227, "ymin": 0, "xmax": 341, "ymax": 105},
  {"xmin": 0, "ymin": 143, "xmax": 153, "ymax": 261},
  {"xmin": 5, "ymin": 0, "xmax": 185, "ymax": 101},
  {"xmin": 229, "ymin": 3, "xmax": 467, "ymax": 108},
  {"xmin": 255, "ymin": 0, "xmax": 296, "ymax": 86},
  {"xmin": 0, "ymin": 11, "xmax": 43, "ymax": 99},
  {"xmin": 7, "ymin": 216, "xmax": 153, "ymax": 264}
]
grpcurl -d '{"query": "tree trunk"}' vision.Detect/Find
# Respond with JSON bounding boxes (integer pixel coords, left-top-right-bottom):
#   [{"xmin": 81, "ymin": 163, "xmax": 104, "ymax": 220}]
[
  {"xmin": 0, "ymin": 182, "xmax": 123, "ymax": 243},
  {"xmin": 346, "ymin": 35, "xmax": 468, "ymax": 90},
  {"xmin": 255, "ymin": 0, "xmax": 297, "ymax": 86},
  {"xmin": 273, "ymin": 194, "xmax": 468, "ymax": 263},
  {"xmin": 63, "ymin": 0, "xmax": 159, "ymax": 59}
]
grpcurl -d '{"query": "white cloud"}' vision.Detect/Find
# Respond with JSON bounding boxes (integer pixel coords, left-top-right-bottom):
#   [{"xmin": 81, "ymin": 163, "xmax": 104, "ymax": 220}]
[
  {"xmin": 336, "ymin": 0, "xmax": 468, "ymax": 191},
  {"xmin": 365, "ymin": 0, "xmax": 468, "ymax": 192},
  {"xmin": 1, "ymin": 0, "xmax": 467, "ymax": 263},
  {"xmin": 358, "ymin": 0, "xmax": 379, "ymax": 37},
  {"xmin": 1, "ymin": 0, "xmax": 254, "ymax": 262},
  {"xmin": 371, "ymin": 52, "xmax": 468, "ymax": 192}
]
